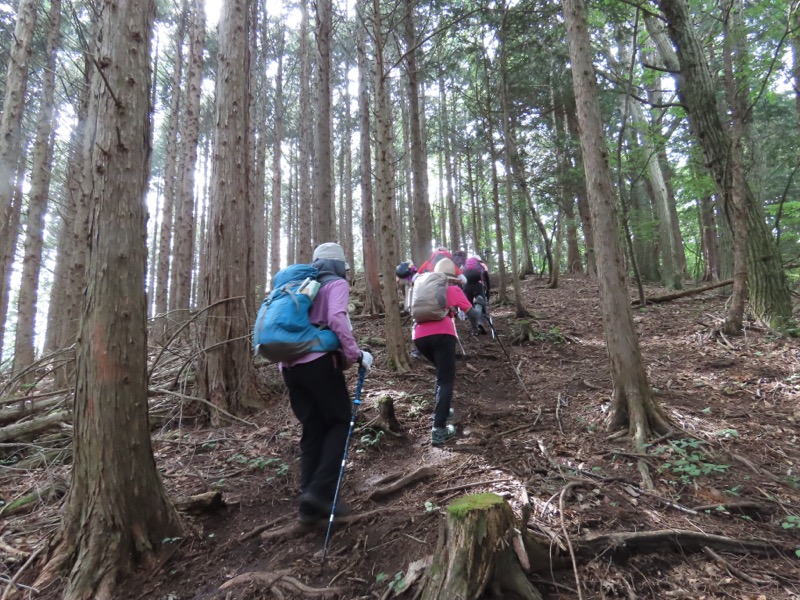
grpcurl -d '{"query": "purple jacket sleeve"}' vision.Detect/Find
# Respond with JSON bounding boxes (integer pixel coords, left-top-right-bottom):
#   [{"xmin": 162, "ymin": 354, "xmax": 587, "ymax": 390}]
[{"xmin": 322, "ymin": 279, "xmax": 361, "ymax": 367}]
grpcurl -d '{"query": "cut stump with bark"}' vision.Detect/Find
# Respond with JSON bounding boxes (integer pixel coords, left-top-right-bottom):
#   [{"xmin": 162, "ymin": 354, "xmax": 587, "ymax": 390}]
[
  {"xmin": 375, "ymin": 395, "xmax": 403, "ymax": 434},
  {"xmin": 420, "ymin": 493, "xmax": 543, "ymax": 600}
]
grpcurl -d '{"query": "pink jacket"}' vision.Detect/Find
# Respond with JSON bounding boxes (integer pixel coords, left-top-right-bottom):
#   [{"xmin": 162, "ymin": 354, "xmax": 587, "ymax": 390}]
[
  {"xmin": 412, "ymin": 286, "xmax": 473, "ymax": 340},
  {"xmin": 281, "ymin": 278, "xmax": 361, "ymax": 369}
]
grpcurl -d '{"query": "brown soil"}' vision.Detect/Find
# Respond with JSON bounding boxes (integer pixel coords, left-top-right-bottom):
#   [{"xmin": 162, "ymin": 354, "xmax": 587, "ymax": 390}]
[{"xmin": 3, "ymin": 275, "xmax": 800, "ymax": 599}]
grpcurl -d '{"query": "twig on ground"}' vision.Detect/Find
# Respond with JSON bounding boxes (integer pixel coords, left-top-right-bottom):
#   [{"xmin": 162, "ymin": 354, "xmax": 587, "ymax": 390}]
[
  {"xmin": 150, "ymin": 388, "xmax": 256, "ymax": 427},
  {"xmin": 433, "ymin": 478, "xmax": 512, "ymax": 496},
  {"xmin": 558, "ymin": 481, "xmax": 584, "ymax": 600},
  {"xmin": 555, "ymin": 393, "xmax": 565, "ymax": 436},
  {"xmin": 702, "ymin": 546, "xmax": 771, "ymax": 585},
  {"xmin": 260, "ymin": 508, "xmax": 404, "ymax": 541},
  {"xmin": 0, "ymin": 545, "xmax": 43, "ymax": 600}
]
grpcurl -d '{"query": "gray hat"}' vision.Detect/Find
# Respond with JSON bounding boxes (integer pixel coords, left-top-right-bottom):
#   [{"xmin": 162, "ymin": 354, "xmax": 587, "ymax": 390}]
[{"xmin": 313, "ymin": 242, "xmax": 350, "ymax": 270}]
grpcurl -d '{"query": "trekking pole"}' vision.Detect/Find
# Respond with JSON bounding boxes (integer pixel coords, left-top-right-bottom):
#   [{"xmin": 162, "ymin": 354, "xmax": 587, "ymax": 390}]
[
  {"xmin": 485, "ymin": 317, "xmax": 534, "ymax": 401},
  {"xmin": 321, "ymin": 365, "xmax": 366, "ymax": 567}
]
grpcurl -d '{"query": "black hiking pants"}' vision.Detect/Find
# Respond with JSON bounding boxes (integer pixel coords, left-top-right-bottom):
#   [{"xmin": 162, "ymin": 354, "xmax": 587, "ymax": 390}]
[
  {"xmin": 413, "ymin": 334, "xmax": 456, "ymax": 428},
  {"xmin": 282, "ymin": 353, "xmax": 351, "ymax": 503}
]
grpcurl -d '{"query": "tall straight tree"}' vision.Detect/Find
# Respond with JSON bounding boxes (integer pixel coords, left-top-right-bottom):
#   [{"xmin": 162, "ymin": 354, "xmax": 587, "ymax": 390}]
[
  {"xmin": 314, "ymin": 0, "xmax": 334, "ymax": 242},
  {"xmin": 12, "ymin": 0, "xmax": 62, "ymax": 379},
  {"xmin": 499, "ymin": 7, "xmax": 529, "ymax": 317},
  {"xmin": 269, "ymin": 22, "xmax": 285, "ymax": 281},
  {"xmin": 35, "ymin": 0, "xmax": 182, "ymax": 592},
  {"xmin": 0, "ymin": 0, "xmax": 37, "ymax": 354},
  {"xmin": 170, "ymin": 0, "xmax": 205, "ymax": 317},
  {"xmin": 297, "ymin": 0, "xmax": 313, "ymax": 261},
  {"xmin": 655, "ymin": 0, "xmax": 794, "ymax": 332},
  {"xmin": 561, "ymin": 0, "xmax": 670, "ymax": 447},
  {"xmin": 372, "ymin": 0, "xmax": 409, "ymax": 372},
  {"xmin": 153, "ymin": 2, "xmax": 187, "ymax": 328},
  {"xmin": 403, "ymin": 0, "xmax": 432, "ymax": 266},
  {"xmin": 196, "ymin": 0, "xmax": 258, "ymax": 420},
  {"xmin": 357, "ymin": 0, "xmax": 383, "ymax": 315}
]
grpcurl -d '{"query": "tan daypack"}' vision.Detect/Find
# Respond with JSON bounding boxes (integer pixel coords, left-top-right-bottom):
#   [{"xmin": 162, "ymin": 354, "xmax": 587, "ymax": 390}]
[{"xmin": 410, "ymin": 272, "xmax": 449, "ymax": 323}]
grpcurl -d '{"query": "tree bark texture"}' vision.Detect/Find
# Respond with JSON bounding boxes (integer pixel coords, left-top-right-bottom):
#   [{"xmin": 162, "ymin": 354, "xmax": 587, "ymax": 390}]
[
  {"xmin": 421, "ymin": 494, "xmax": 542, "ymax": 600},
  {"xmin": 34, "ymin": 0, "xmax": 182, "ymax": 594},
  {"xmin": 297, "ymin": 0, "xmax": 313, "ymax": 262},
  {"xmin": 657, "ymin": 0, "xmax": 793, "ymax": 331},
  {"xmin": 314, "ymin": 0, "xmax": 334, "ymax": 243},
  {"xmin": 404, "ymin": 0, "xmax": 432, "ymax": 267},
  {"xmin": 196, "ymin": 0, "xmax": 258, "ymax": 421},
  {"xmin": 12, "ymin": 0, "xmax": 61, "ymax": 379},
  {"xmin": 357, "ymin": 2, "xmax": 383, "ymax": 315},
  {"xmin": 153, "ymin": 5, "xmax": 187, "ymax": 328},
  {"xmin": 0, "ymin": 0, "xmax": 37, "ymax": 354},
  {"xmin": 269, "ymin": 26, "xmax": 285, "ymax": 282},
  {"xmin": 562, "ymin": 0, "xmax": 669, "ymax": 447},
  {"xmin": 170, "ymin": 0, "xmax": 204, "ymax": 317},
  {"xmin": 373, "ymin": 0, "xmax": 409, "ymax": 372},
  {"xmin": 249, "ymin": 0, "xmax": 268, "ymax": 302}
]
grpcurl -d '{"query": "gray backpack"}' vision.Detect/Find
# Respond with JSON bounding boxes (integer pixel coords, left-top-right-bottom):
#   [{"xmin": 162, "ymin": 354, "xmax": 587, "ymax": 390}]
[{"xmin": 411, "ymin": 272, "xmax": 449, "ymax": 323}]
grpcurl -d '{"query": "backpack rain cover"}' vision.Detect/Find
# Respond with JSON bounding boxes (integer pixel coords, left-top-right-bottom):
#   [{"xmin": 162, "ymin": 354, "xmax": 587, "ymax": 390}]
[{"xmin": 253, "ymin": 264, "xmax": 341, "ymax": 362}]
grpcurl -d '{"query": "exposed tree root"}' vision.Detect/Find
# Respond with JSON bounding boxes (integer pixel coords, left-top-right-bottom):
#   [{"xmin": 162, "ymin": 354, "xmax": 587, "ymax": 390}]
[
  {"xmin": 260, "ymin": 508, "xmax": 405, "ymax": 541},
  {"xmin": 576, "ymin": 528, "xmax": 792, "ymax": 558},
  {"xmin": 173, "ymin": 491, "xmax": 225, "ymax": 514},
  {"xmin": 220, "ymin": 568, "xmax": 349, "ymax": 596},
  {"xmin": 368, "ymin": 466, "xmax": 435, "ymax": 500}
]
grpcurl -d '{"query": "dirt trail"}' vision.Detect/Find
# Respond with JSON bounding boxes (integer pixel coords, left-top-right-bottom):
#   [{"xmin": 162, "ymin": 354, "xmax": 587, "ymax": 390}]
[{"xmin": 4, "ymin": 275, "xmax": 800, "ymax": 599}]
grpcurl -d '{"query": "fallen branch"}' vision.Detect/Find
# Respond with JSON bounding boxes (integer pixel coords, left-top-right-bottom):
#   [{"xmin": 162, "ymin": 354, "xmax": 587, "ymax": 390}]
[
  {"xmin": 173, "ymin": 491, "xmax": 225, "ymax": 514},
  {"xmin": 577, "ymin": 529, "xmax": 790, "ymax": 558},
  {"xmin": 368, "ymin": 466, "xmax": 436, "ymax": 500},
  {"xmin": 0, "ymin": 411, "xmax": 70, "ymax": 443},
  {"xmin": 434, "ymin": 478, "xmax": 512, "ymax": 496},
  {"xmin": 631, "ymin": 279, "xmax": 733, "ymax": 306},
  {"xmin": 702, "ymin": 546, "xmax": 771, "ymax": 585}
]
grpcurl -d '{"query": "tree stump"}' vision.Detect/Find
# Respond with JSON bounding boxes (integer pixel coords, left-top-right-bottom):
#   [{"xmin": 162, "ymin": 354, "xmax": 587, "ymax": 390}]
[
  {"xmin": 375, "ymin": 395, "xmax": 403, "ymax": 434},
  {"xmin": 420, "ymin": 493, "xmax": 543, "ymax": 600}
]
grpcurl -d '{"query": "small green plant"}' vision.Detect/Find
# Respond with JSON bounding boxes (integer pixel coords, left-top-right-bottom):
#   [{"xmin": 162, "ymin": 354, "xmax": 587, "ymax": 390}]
[
  {"xmin": 657, "ymin": 439, "xmax": 730, "ymax": 483},
  {"xmin": 781, "ymin": 515, "xmax": 800, "ymax": 529},
  {"xmin": 162, "ymin": 536, "xmax": 182, "ymax": 544},
  {"xmin": 360, "ymin": 429, "xmax": 384, "ymax": 447},
  {"xmin": 714, "ymin": 428, "xmax": 739, "ymax": 438},
  {"xmin": 388, "ymin": 572, "xmax": 404, "ymax": 592},
  {"xmin": 424, "ymin": 501, "xmax": 439, "ymax": 512}
]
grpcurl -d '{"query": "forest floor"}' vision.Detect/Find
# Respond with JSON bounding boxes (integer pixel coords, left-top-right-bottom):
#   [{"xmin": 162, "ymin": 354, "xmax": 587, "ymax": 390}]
[{"xmin": 3, "ymin": 274, "xmax": 800, "ymax": 599}]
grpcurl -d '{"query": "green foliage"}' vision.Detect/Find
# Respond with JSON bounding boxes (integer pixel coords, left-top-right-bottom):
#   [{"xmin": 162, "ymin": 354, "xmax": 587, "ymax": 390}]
[
  {"xmin": 359, "ymin": 429, "xmax": 384, "ymax": 448},
  {"xmin": 654, "ymin": 439, "xmax": 730, "ymax": 483},
  {"xmin": 376, "ymin": 571, "xmax": 404, "ymax": 593},
  {"xmin": 227, "ymin": 454, "xmax": 288, "ymax": 477}
]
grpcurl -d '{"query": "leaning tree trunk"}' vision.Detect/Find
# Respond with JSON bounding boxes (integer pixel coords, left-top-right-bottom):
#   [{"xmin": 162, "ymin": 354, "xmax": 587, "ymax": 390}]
[
  {"xmin": 656, "ymin": 0, "xmax": 793, "ymax": 332},
  {"xmin": 420, "ymin": 493, "xmax": 543, "ymax": 600},
  {"xmin": 562, "ymin": 0, "xmax": 670, "ymax": 447},
  {"xmin": 34, "ymin": 0, "xmax": 182, "ymax": 595}
]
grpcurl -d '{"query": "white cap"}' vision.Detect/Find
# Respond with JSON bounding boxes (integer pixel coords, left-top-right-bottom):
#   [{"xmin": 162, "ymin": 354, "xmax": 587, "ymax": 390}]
[
  {"xmin": 434, "ymin": 257, "xmax": 457, "ymax": 277},
  {"xmin": 313, "ymin": 242, "xmax": 350, "ymax": 270}
]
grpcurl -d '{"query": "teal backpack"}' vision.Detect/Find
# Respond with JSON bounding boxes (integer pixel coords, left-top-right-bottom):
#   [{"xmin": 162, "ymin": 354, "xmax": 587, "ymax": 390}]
[{"xmin": 253, "ymin": 264, "xmax": 341, "ymax": 362}]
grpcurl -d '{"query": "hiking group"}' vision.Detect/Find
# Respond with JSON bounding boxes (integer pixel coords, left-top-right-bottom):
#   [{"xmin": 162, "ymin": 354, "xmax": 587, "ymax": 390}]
[{"xmin": 253, "ymin": 242, "xmax": 491, "ymax": 525}]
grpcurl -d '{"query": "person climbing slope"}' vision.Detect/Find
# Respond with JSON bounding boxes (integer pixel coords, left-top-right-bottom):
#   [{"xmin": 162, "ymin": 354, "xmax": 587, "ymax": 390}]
[
  {"xmin": 462, "ymin": 255, "xmax": 491, "ymax": 336},
  {"xmin": 411, "ymin": 258, "xmax": 481, "ymax": 446}
]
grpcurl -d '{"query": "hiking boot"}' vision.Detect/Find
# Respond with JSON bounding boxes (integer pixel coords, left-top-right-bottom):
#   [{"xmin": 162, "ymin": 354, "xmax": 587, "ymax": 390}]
[
  {"xmin": 471, "ymin": 329, "xmax": 479, "ymax": 337},
  {"xmin": 478, "ymin": 323, "xmax": 488, "ymax": 335},
  {"xmin": 431, "ymin": 424, "xmax": 457, "ymax": 446},
  {"xmin": 298, "ymin": 492, "xmax": 351, "ymax": 524}
]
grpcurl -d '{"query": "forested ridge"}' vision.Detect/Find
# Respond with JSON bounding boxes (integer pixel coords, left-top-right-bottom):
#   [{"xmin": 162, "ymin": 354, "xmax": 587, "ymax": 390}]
[{"xmin": 1, "ymin": 0, "xmax": 799, "ymax": 597}]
